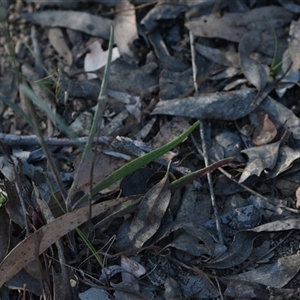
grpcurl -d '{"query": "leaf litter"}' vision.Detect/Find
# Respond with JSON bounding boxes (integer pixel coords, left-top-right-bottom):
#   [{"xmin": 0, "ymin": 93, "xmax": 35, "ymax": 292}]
[{"xmin": 2, "ymin": 1, "xmax": 300, "ymax": 299}]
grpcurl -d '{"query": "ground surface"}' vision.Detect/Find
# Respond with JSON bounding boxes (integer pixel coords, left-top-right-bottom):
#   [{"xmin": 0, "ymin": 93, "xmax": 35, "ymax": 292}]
[{"xmin": 1, "ymin": 0, "xmax": 300, "ymax": 299}]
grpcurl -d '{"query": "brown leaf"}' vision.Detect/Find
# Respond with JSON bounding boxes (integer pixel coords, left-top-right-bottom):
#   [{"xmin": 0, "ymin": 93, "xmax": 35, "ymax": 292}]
[
  {"xmin": 73, "ymin": 149, "xmax": 127, "ymax": 195},
  {"xmin": 114, "ymin": 0, "xmax": 138, "ymax": 60},
  {"xmin": 151, "ymin": 117, "xmax": 190, "ymax": 148},
  {"xmin": 252, "ymin": 110, "xmax": 277, "ymax": 145},
  {"xmin": 0, "ymin": 197, "xmax": 131, "ymax": 287},
  {"xmin": 48, "ymin": 28, "xmax": 73, "ymax": 66}
]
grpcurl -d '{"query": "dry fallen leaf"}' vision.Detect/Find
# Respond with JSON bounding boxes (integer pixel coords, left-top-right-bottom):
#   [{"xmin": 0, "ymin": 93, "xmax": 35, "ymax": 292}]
[
  {"xmin": 0, "ymin": 197, "xmax": 132, "ymax": 287},
  {"xmin": 226, "ymin": 254, "xmax": 300, "ymax": 288},
  {"xmin": 21, "ymin": 10, "xmax": 112, "ymax": 38},
  {"xmin": 152, "ymin": 88, "xmax": 257, "ymax": 120},
  {"xmin": 239, "ymin": 30, "xmax": 269, "ymax": 93},
  {"xmin": 127, "ymin": 167, "xmax": 171, "ymax": 248},
  {"xmin": 73, "ymin": 149, "xmax": 127, "ymax": 195},
  {"xmin": 84, "ymin": 40, "xmax": 120, "ymax": 80},
  {"xmin": 251, "ymin": 110, "xmax": 277, "ymax": 145},
  {"xmin": 296, "ymin": 186, "xmax": 300, "ymax": 209},
  {"xmin": 288, "ymin": 19, "xmax": 300, "ymax": 70},
  {"xmin": 114, "ymin": 0, "xmax": 138, "ymax": 60},
  {"xmin": 186, "ymin": 13, "xmax": 247, "ymax": 43},
  {"xmin": 239, "ymin": 141, "xmax": 280, "ymax": 183},
  {"xmin": 151, "ymin": 116, "xmax": 190, "ymax": 148},
  {"xmin": 48, "ymin": 28, "xmax": 73, "ymax": 66}
]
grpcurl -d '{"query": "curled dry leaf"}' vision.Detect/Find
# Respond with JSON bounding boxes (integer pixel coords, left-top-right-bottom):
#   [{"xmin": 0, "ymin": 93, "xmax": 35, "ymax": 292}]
[
  {"xmin": 142, "ymin": 3, "xmax": 188, "ymax": 32},
  {"xmin": 207, "ymin": 217, "xmax": 300, "ymax": 270},
  {"xmin": 268, "ymin": 145, "xmax": 300, "ymax": 178},
  {"xmin": 84, "ymin": 40, "xmax": 120, "ymax": 80},
  {"xmin": 121, "ymin": 256, "xmax": 146, "ymax": 283},
  {"xmin": 239, "ymin": 141, "xmax": 280, "ymax": 183}
]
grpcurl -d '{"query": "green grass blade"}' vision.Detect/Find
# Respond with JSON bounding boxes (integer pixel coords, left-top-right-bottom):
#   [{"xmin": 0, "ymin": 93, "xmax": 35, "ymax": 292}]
[
  {"xmin": 19, "ymin": 84, "xmax": 78, "ymax": 140},
  {"xmin": 77, "ymin": 120, "xmax": 200, "ymax": 204},
  {"xmin": 66, "ymin": 26, "xmax": 115, "ymax": 208}
]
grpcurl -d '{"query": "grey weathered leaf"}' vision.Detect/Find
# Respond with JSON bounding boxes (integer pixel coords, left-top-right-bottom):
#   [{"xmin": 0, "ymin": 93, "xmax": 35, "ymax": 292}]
[
  {"xmin": 20, "ymin": 11, "xmax": 112, "ymax": 39},
  {"xmin": 153, "ymin": 88, "xmax": 256, "ymax": 120},
  {"xmin": 223, "ymin": 279, "xmax": 270, "ymax": 299},
  {"xmin": 288, "ymin": 20, "xmax": 300, "ymax": 70},
  {"xmin": 239, "ymin": 30, "xmax": 269, "ymax": 92},
  {"xmin": 205, "ymin": 231, "xmax": 258, "ymax": 269},
  {"xmin": 239, "ymin": 141, "xmax": 280, "ymax": 183},
  {"xmin": 206, "ymin": 218, "xmax": 300, "ymax": 269},
  {"xmin": 275, "ymin": 49, "xmax": 300, "ymax": 97},
  {"xmin": 142, "ymin": 3, "xmax": 188, "ymax": 32},
  {"xmin": 195, "ymin": 43, "xmax": 240, "ymax": 68},
  {"xmin": 127, "ymin": 168, "xmax": 171, "ymax": 248},
  {"xmin": 233, "ymin": 5, "xmax": 294, "ymax": 30},
  {"xmin": 203, "ymin": 205, "xmax": 261, "ymax": 237},
  {"xmin": 268, "ymin": 145, "xmax": 300, "ymax": 178},
  {"xmin": 186, "ymin": 13, "xmax": 247, "ymax": 43},
  {"xmin": 226, "ymin": 254, "xmax": 300, "ymax": 288},
  {"xmin": 178, "ymin": 273, "xmax": 219, "ymax": 298},
  {"xmin": 277, "ymin": 0, "xmax": 300, "ymax": 13}
]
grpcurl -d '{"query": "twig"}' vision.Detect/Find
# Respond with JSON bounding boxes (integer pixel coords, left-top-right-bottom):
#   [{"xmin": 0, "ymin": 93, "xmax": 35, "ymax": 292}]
[
  {"xmin": 215, "ymin": 276, "xmax": 224, "ymax": 300},
  {"xmin": 0, "ymin": 133, "xmax": 110, "ymax": 147},
  {"xmin": 189, "ymin": 31, "xmax": 224, "ymax": 245}
]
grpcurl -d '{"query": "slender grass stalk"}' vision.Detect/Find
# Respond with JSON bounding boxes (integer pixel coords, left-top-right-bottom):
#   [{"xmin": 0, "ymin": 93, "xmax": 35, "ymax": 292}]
[{"xmin": 65, "ymin": 26, "xmax": 115, "ymax": 210}]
